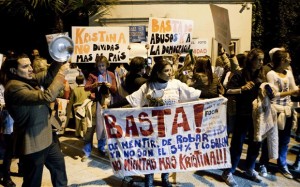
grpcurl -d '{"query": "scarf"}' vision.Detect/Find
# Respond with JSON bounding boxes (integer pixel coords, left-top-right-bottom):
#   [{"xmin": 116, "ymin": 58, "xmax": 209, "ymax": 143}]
[{"xmin": 11, "ymin": 75, "xmax": 40, "ymax": 89}]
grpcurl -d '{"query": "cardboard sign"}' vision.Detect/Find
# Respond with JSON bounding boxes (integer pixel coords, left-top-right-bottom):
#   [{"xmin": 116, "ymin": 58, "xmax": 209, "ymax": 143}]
[
  {"xmin": 148, "ymin": 17, "xmax": 193, "ymax": 57},
  {"xmin": 71, "ymin": 26, "xmax": 130, "ymax": 63},
  {"xmin": 210, "ymin": 4, "xmax": 232, "ymax": 53}
]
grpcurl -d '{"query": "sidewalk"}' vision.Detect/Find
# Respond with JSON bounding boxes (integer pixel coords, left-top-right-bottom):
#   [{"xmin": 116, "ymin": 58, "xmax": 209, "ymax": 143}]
[{"xmin": 5, "ymin": 128, "xmax": 300, "ymax": 186}]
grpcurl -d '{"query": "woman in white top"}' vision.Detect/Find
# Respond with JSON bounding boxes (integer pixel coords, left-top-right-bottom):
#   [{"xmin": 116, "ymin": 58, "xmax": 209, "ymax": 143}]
[
  {"xmin": 259, "ymin": 49, "xmax": 300, "ymax": 179},
  {"xmin": 109, "ymin": 59, "xmax": 201, "ymax": 187}
]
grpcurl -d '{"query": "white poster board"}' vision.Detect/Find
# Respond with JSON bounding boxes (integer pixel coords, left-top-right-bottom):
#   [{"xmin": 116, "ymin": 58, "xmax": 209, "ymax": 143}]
[
  {"xmin": 148, "ymin": 17, "xmax": 193, "ymax": 57},
  {"xmin": 191, "ymin": 39, "xmax": 209, "ymax": 56},
  {"xmin": 71, "ymin": 27, "xmax": 130, "ymax": 63}
]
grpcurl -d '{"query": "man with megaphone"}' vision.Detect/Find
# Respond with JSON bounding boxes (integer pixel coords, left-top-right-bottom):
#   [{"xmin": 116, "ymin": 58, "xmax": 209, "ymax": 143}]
[{"xmin": 0, "ymin": 53, "xmax": 70, "ymax": 187}]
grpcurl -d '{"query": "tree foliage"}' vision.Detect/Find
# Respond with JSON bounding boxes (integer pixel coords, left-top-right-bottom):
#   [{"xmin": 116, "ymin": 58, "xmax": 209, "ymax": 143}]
[
  {"xmin": 0, "ymin": 0, "xmax": 116, "ymax": 32},
  {"xmin": 252, "ymin": 0, "xmax": 300, "ymax": 76},
  {"xmin": 252, "ymin": 0, "xmax": 300, "ymax": 51},
  {"xmin": 0, "ymin": 0, "xmax": 116, "ymax": 54},
  {"xmin": 251, "ymin": 0, "xmax": 264, "ymax": 49}
]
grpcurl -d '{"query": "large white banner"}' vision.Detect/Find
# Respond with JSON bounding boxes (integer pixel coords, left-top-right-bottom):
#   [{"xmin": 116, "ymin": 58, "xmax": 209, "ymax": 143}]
[
  {"xmin": 148, "ymin": 17, "xmax": 193, "ymax": 57},
  {"xmin": 102, "ymin": 97, "xmax": 231, "ymax": 177},
  {"xmin": 71, "ymin": 26, "xmax": 130, "ymax": 63}
]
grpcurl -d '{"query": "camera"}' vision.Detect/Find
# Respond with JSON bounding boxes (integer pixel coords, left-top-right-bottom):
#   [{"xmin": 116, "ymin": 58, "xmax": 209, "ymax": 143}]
[
  {"xmin": 144, "ymin": 57, "xmax": 152, "ymax": 66},
  {"xmin": 99, "ymin": 83, "xmax": 109, "ymax": 95}
]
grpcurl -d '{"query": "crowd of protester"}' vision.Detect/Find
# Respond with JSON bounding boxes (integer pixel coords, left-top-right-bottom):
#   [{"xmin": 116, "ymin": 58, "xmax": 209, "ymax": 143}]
[{"xmin": 0, "ymin": 44, "xmax": 300, "ymax": 187}]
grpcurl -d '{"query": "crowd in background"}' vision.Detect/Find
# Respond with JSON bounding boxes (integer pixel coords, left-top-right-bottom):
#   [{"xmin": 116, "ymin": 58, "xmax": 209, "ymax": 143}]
[{"xmin": 0, "ymin": 44, "xmax": 300, "ymax": 187}]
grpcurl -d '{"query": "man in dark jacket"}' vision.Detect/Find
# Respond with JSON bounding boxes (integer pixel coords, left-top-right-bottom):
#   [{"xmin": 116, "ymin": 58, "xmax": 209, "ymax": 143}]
[{"xmin": 1, "ymin": 54, "xmax": 69, "ymax": 187}]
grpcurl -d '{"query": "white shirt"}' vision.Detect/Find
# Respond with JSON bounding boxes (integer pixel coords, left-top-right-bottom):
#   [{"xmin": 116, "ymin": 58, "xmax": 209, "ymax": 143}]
[
  {"xmin": 126, "ymin": 79, "xmax": 201, "ymax": 107},
  {"xmin": 267, "ymin": 70, "xmax": 298, "ymax": 106}
]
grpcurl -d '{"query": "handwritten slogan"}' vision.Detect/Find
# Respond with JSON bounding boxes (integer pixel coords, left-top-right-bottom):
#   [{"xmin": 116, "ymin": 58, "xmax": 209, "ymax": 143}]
[
  {"xmin": 148, "ymin": 17, "xmax": 193, "ymax": 57},
  {"xmin": 191, "ymin": 39, "xmax": 209, "ymax": 56},
  {"xmin": 102, "ymin": 97, "xmax": 231, "ymax": 177},
  {"xmin": 71, "ymin": 27, "xmax": 129, "ymax": 63}
]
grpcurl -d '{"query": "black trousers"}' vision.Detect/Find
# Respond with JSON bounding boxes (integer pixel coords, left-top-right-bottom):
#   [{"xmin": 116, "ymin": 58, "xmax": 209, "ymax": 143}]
[
  {"xmin": 21, "ymin": 133, "xmax": 67, "ymax": 187},
  {"xmin": 1, "ymin": 133, "xmax": 14, "ymax": 180}
]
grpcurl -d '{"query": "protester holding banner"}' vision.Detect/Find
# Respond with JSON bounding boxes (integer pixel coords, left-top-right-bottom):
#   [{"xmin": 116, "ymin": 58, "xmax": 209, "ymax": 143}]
[
  {"xmin": 0, "ymin": 53, "xmax": 69, "ymax": 187},
  {"xmin": 109, "ymin": 59, "xmax": 201, "ymax": 187},
  {"xmin": 222, "ymin": 48, "xmax": 265, "ymax": 186},
  {"xmin": 190, "ymin": 55, "xmax": 224, "ymax": 98},
  {"xmin": 83, "ymin": 55, "xmax": 117, "ymax": 159}
]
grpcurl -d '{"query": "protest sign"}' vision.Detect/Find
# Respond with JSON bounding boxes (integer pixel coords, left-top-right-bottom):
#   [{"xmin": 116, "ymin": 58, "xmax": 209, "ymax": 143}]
[
  {"xmin": 191, "ymin": 39, "xmax": 209, "ymax": 56},
  {"xmin": 71, "ymin": 26, "xmax": 129, "ymax": 63},
  {"xmin": 210, "ymin": 4, "xmax": 231, "ymax": 54},
  {"xmin": 148, "ymin": 17, "xmax": 193, "ymax": 57},
  {"xmin": 102, "ymin": 97, "xmax": 231, "ymax": 177},
  {"xmin": 129, "ymin": 26, "xmax": 147, "ymax": 43}
]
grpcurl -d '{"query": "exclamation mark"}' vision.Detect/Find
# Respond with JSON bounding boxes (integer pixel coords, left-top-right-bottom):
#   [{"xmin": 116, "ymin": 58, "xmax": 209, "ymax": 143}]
[
  {"xmin": 193, "ymin": 104, "xmax": 204, "ymax": 133},
  {"xmin": 217, "ymin": 149, "xmax": 223, "ymax": 164},
  {"xmin": 224, "ymin": 148, "xmax": 227, "ymax": 164}
]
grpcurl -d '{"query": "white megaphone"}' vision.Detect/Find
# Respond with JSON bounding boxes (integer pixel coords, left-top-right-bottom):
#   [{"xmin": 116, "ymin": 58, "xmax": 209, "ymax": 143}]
[{"xmin": 49, "ymin": 35, "xmax": 74, "ymax": 63}]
